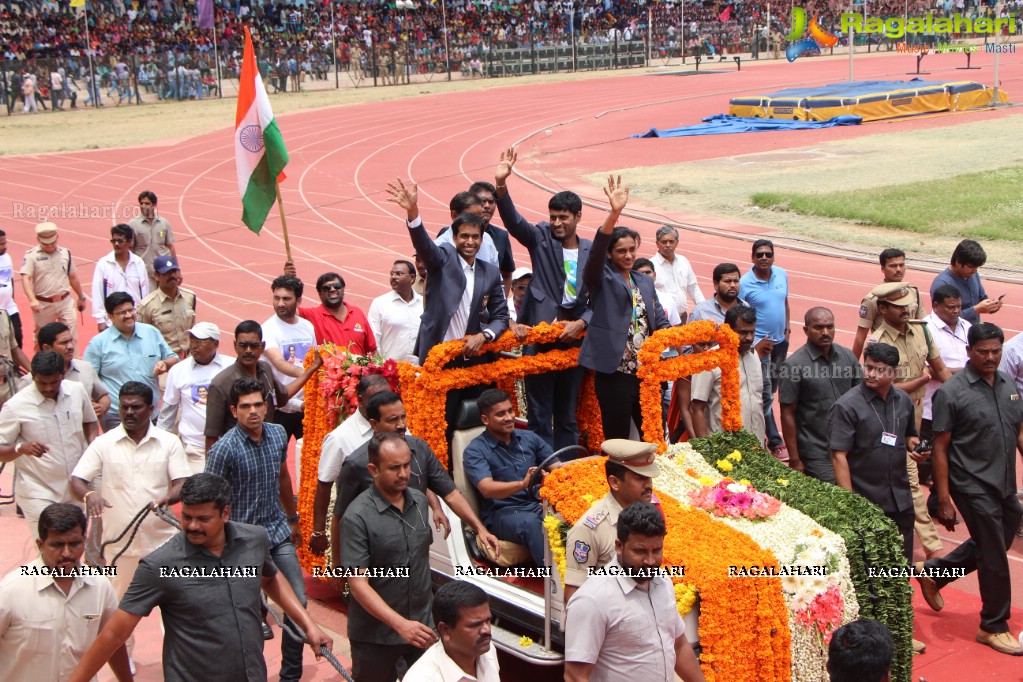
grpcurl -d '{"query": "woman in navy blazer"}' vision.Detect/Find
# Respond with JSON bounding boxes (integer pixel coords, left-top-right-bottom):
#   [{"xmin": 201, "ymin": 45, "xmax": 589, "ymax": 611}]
[{"xmin": 579, "ymin": 177, "xmax": 671, "ymax": 440}]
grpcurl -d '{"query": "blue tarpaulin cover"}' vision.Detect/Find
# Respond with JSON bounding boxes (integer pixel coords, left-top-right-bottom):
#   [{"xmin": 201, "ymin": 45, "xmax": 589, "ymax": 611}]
[{"xmin": 632, "ymin": 114, "xmax": 863, "ymax": 138}]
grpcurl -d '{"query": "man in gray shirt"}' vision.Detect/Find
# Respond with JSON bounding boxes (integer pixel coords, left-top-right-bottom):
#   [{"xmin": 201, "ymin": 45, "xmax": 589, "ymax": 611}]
[
  {"xmin": 343, "ymin": 432, "xmax": 438, "ymax": 682},
  {"xmin": 780, "ymin": 307, "xmax": 861, "ymax": 482},
  {"xmin": 67, "ymin": 473, "xmax": 332, "ymax": 682},
  {"xmin": 688, "ymin": 263, "xmax": 747, "ymax": 324}
]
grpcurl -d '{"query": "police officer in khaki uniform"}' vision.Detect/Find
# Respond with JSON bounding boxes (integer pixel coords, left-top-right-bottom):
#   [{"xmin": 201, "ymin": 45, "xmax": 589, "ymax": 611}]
[
  {"xmin": 128, "ymin": 191, "xmax": 178, "ymax": 291},
  {"xmin": 136, "ymin": 255, "xmax": 196, "ymax": 358},
  {"xmin": 563, "ymin": 439, "xmax": 660, "ymax": 605},
  {"xmin": 867, "ymin": 281, "xmax": 953, "ymax": 559},
  {"xmin": 20, "ymin": 223, "xmax": 87, "ymax": 345},
  {"xmin": 0, "ymin": 309, "xmax": 30, "ymax": 408},
  {"xmin": 851, "ymin": 248, "xmax": 925, "ymax": 358}
]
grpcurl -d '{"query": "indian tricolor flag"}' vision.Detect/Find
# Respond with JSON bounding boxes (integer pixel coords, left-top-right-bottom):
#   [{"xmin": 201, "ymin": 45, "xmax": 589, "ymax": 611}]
[{"xmin": 235, "ymin": 27, "xmax": 289, "ymax": 234}]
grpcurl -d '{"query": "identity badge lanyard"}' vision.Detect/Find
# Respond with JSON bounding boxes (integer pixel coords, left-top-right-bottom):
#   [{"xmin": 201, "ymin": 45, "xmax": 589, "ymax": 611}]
[{"xmin": 871, "ymin": 399, "xmax": 898, "ymax": 447}]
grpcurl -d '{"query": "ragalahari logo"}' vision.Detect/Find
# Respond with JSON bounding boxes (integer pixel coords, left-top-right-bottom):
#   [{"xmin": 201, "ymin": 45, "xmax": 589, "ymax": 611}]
[{"xmin": 785, "ymin": 8, "xmax": 840, "ymax": 62}]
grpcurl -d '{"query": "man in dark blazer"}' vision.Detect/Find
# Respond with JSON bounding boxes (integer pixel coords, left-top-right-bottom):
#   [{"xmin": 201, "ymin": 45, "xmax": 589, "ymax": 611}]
[
  {"xmin": 388, "ymin": 179, "xmax": 509, "ymax": 442},
  {"xmin": 493, "ymin": 148, "xmax": 591, "ymax": 452}
]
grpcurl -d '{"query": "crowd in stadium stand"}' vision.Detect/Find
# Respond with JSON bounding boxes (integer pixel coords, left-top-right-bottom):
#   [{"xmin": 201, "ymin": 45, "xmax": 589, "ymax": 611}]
[{"xmin": 2, "ymin": 0, "xmax": 1020, "ymax": 111}]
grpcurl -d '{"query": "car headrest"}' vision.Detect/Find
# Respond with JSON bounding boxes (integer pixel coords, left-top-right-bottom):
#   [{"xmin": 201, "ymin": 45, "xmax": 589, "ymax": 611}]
[{"xmin": 454, "ymin": 399, "xmax": 483, "ymax": 430}]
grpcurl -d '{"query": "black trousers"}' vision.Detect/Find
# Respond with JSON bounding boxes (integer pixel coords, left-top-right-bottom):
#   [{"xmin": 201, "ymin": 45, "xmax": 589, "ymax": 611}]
[
  {"xmin": 443, "ymin": 354, "xmax": 495, "ymax": 445},
  {"xmin": 273, "ymin": 409, "xmax": 304, "ymax": 442},
  {"xmin": 351, "ymin": 639, "xmax": 425, "ymax": 682},
  {"xmin": 889, "ymin": 508, "xmax": 915, "ymax": 564},
  {"xmin": 926, "ymin": 489, "xmax": 1023, "ymax": 633},
  {"xmin": 594, "ymin": 370, "xmax": 642, "ymax": 441}
]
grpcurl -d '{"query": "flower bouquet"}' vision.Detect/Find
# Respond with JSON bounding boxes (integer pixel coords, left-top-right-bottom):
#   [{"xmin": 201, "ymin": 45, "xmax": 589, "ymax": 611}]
[
  {"xmin": 317, "ymin": 344, "xmax": 399, "ymax": 424},
  {"xmin": 688, "ymin": 478, "xmax": 782, "ymax": 520}
]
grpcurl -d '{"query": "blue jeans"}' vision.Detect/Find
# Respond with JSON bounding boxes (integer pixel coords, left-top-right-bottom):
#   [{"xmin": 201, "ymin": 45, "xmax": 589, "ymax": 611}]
[
  {"xmin": 270, "ymin": 540, "xmax": 307, "ymax": 681},
  {"xmin": 489, "ymin": 508, "xmax": 546, "ymax": 565}
]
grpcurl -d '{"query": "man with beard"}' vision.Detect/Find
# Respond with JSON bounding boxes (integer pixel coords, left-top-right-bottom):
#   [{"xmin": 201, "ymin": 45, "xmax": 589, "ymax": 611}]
[
  {"xmin": 343, "ymin": 433, "xmax": 439, "ymax": 682},
  {"xmin": 493, "ymin": 148, "xmax": 591, "ymax": 450},
  {"xmin": 564, "ymin": 439, "xmax": 661, "ymax": 604},
  {"xmin": 282, "ymin": 264, "xmax": 377, "ymax": 352},
  {"xmin": 0, "ymin": 504, "xmax": 132, "ymax": 682},
  {"xmin": 332, "ymin": 392, "xmax": 499, "ymax": 564},
  {"xmin": 403, "ymin": 581, "xmax": 501, "ymax": 682},
  {"xmin": 137, "ymin": 256, "xmax": 196, "ymax": 359},
  {"xmin": 780, "ymin": 307, "xmax": 861, "ymax": 482},
  {"xmin": 915, "ymin": 323, "xmax": 1023, "ymax": 656},
  {"xmin": 368, "ymin": 260, "xmax": 423, "ymax": 364},
  {"xmin": 691, "ymin": 305, "xmax": 766, "ymax": 443},
  {"xmin": 564, "ymin": 502, "xmax": 705, "ymax": 682},
  {"xmin": 689, "ymin": 263, "xmax": 748, "ymax": 323},
  {"xmin": 261, "ymin": 275, "xmax": 316, "ymax": 445},
  {"xmin": 203, "ymin": 320, "xmax": 322, "ymax": 448},
  {"xmin": 206, "ymin": 378, "xmax": 308, "ymax": 680},
  {"xmin": 84, "ymin": 292, "xmax": 178, "ymax": 432},
  {"xmin": 67, "ymin": 473, "xmax": 332, "ymax": 682},
  {"xmin": 158, "ymin": 322, "xmax": 232, "ymax": 474}
]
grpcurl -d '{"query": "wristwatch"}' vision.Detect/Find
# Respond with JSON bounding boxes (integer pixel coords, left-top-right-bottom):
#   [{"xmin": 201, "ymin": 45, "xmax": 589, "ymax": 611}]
[
  {"xmin": 287, "ymin": 514, "xmax": 300, "ymax": 524},
  {"xmin": 482, "ymin": 329, "xmax": 495, "ymax": 341}
]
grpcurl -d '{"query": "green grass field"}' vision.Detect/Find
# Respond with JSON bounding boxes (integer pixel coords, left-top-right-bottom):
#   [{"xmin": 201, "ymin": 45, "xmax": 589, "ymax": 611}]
[{"xmin": 751, "ymin": 165, "xmax": 1023, "ymax": 242}]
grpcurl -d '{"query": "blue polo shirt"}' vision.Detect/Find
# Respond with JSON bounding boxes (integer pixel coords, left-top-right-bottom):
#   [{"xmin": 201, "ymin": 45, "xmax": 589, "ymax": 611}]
[
  {"xmin": 739, "ymin": 266, "xmax": 789, "ymax": 343},
  {"xmin": 463, "ymin": 429, "xmax": 555, "ymax": 524},
  {"xmin": 83, "ymin": 322, "xmax": 176, "ymax": 410},
  {"xmin": 931, "ymin": 267, "xmax": 987, "ymax": 326}
]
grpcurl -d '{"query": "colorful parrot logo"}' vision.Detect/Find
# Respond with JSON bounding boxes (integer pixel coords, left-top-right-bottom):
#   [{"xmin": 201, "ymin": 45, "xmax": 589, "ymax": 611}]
[{"xmin": 785, "ymin": 7, "xmax": 840, "ymax": 62}]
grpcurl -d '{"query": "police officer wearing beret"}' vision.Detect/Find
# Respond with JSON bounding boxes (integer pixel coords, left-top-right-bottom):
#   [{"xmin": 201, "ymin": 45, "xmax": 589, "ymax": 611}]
[
  {"xmin": 851, "ymin": 248, "xmax": 925, "ymax": 359},
  {"xmin": 563, "ymin": 439, "xmax": 660, "ymax": 605}
]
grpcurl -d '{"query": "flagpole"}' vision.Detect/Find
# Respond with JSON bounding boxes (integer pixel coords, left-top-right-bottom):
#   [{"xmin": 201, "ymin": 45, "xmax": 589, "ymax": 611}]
[
  {"xmin": 275, "ymin": 181, "xmax": 293, "ymax": 263},
  {"xmin": 212, "ymin": 9, "xmax": 222, "ymax": 99}
]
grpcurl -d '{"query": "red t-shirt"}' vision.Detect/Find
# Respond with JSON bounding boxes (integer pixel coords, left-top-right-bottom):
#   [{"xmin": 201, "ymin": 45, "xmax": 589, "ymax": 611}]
[{"xmin": 298, "ymin": 303, "xmax": 377, "ymax": 355}]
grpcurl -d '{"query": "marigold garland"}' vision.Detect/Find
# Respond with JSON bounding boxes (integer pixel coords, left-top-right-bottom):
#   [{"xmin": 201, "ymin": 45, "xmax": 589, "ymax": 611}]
[
  {"xmin": 541, "ymin": 457, "xmax": 792, "ymax": 682},
  {"xmin": 297, "ymin": 346, "xmax": 338, "ymax": 574},
  {"xmin": 400, "ymin": 322, "xmax": 603, "ymax": 469},
  {"xmin": 636, "ymin": 321, "xmax": 743, "ymax": 452},
  {"xmin": 543, "ymin": 515, "xmax": 569, "ymax": 584}
]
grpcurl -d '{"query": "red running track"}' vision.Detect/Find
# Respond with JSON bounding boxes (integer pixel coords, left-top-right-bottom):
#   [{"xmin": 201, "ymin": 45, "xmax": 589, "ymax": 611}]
[{"xmin": 2, "ymin": 49, "xmax": 1023, "ymax": 681}]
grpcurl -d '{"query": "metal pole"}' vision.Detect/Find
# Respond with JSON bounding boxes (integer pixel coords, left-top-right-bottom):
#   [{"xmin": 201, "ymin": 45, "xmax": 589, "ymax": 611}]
[
  {"xmin": 647, "ymin": 6, "xmax": 652, "ymax": 64},
  {"xmin": 84, "ymin": 1, "xmax": 96, "ymax": 108},
  {"xmin": 993, "ymin": 3, "xmax": 1002, "ymax": 105},
  {"xmin": 542, "ymin": 500, "xmax": 553, "ymax": 650},
  {"xmin": 570, "ymin": 0, "xmax": 577, "ymax": 71},
  {"xmin": 848, "ymin": 0, "xmax": 854, "ymax": 80},
  {"xmin": 441, "ymin": 0, "xmax": 451, "ymax": 81},
  {"xmin": 212, "ymin": 10, "xmax": 222, "ymax": 99},
  {"xmin": 681, "ymin": 0, "xmax": 685, "ymax": 64},
  {"xmin": 331, "ymin": 0, "xmax": 338, "ymax": 88}
]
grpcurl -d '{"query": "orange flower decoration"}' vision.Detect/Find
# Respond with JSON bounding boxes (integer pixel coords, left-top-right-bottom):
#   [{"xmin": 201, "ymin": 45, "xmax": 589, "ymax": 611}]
[
  {"xmin": 297, "ymin": 346, "xmax": 338, "ymax": 574},
  {"xmin": 400, "ymin": 323, "xmax": 603, "ymax": 468},
  {"xmin": 637, "ymin": 321, "xmax": 743, "ymax": 452},
  {"xmin": 541, "ymin": 457, "xmax": 791, "ymax": 681}
]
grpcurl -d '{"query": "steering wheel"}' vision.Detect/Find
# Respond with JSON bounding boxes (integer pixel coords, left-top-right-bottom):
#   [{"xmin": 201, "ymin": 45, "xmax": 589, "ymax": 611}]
[{"xmin": 526, "ymin": 445, "xmax": 591, "ymax": 502}]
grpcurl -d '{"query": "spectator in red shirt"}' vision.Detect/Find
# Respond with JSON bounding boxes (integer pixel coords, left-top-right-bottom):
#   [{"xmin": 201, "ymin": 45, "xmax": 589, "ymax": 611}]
[{"xmin": 285, "ymin": 265, "xmax": 377, "ymax": 355}]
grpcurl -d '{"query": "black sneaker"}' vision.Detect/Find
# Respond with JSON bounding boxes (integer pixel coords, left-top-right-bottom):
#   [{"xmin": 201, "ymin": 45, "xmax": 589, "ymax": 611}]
[{"xmin": 262, "ymin": 622, "xmax": 274, "ymax": 640}]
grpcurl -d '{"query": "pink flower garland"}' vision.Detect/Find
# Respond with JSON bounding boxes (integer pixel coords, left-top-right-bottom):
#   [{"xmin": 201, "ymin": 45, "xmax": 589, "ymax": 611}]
[{"xmin": 688, "ymin": 479, "xmax": 782, "ymax": 520}]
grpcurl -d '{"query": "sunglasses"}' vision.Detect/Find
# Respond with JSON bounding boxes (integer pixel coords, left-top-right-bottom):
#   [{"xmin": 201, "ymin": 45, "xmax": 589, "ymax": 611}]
[
  {"xmin": 110, "ymin": 238, "xmax": 128, "ymax": 244},
  {"xmin": 319, "ymin": 283, "xmax": 344, "ymax": 291},
  {"xmin": 754, "ymin": 252, "xmax": 774, "ymax": 259}
]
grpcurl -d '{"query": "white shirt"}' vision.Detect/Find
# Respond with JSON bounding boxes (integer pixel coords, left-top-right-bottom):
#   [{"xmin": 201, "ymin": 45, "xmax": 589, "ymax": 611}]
[
  {"xmin": 404, "ymin": 640, "xmax": 501, "ymax": 682},
  {"xmin": 562, "ymin": 247, "xmax": 579, "ymax": 306},
  {"xmin": 91, "ymin": 251, "xmax": 149, "ymax": 324},
  {"xmin": 0, "ymin": 252, "xmax": 18, "ymax": 315},
  {"xmin": 655, "ymin": 290, "xmax": 682, "ymax": 326},
  {"xmin": 651, "ymin": 251, "xmax": 704, "ymax": 317},
  {"xmin": 923, "ymin": 311, "xmax": 971, "ymax": 420},
  {"xmin": 158, "ymin": 353, "xmax": 233, "ymax": 448},
  {"xmin": 0, "ymin": 558, "xmax": 119, "ymax": 682},
  {"xmin": 0, "ymin": 381, "xmax": 96, "ymax": 503},
  {"xmin": 71, "ymin": 423, "xmax": 191, "ymax": 557},
  {"xmin": 261, "ymin": 314, "xmax": 316, "ymax": 412},
  {"xmin": 317, "ymin": 410, "xmax": 372, "ymax": 483},
  {"xmin": 436, "ymin": 227, "xmax": 500, "ymax": 268},
  {"xmin": 445, "ymin": 256, "xmax": 476, "ymax": 343},
  {"xmin": 368, "ymin": 289, "xmax": 423, "ymax": 364}
]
